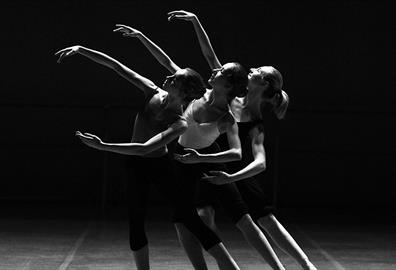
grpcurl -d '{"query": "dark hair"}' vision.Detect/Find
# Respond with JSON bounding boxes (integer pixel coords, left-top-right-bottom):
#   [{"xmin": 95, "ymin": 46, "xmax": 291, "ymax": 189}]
[
  {"xmin": 175, "ymin": 68, "xmax": 206, "ymax": 104},
  {"xmin": 260, "ymin": 67, "xmax": 289, "ymax": 119},
  {"xmin": 223, "ymin": 62, "xmax": 248, "ymax": 100},
  {"xmin": 261, "ymin": 68, "xmax": 283, "ymax": 99}
]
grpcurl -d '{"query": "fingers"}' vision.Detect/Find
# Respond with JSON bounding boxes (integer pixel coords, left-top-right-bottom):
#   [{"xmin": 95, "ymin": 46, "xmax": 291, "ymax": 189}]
[
  {"xmin": 174, "ymin": 154, "xmax": 183, "ymax": 160},
  {"xmin": 174, "ymin": 153, "xmax": 190, "ymax": 163},
  {"xmin": 55, "ymin": 48, "xmax": 74, "ymax": 63},
  {"xmin": 113, "ymin": 27, "xmax": 125, "ymax": 32},
  {"xmin": 208, "ymin": 170, "xmax": 222, "ymax": 176},
  {"xmin": 56, "ymin": 53, "xmax": 64, "ymax": 64},
  {"xmin": 83, "ymin": 132, "xmax": 97, "ymax": 138},
  {"xmin": 115, "ymin": 24, "xmax": 128, "ymax": 28},
  {"xmin": 168, "ymin": 15, "xmax": 189, "ymax": 21},
  {"xmin": 65, "ymin": 50, "xmax": 74, "ymax": 57},
  {"xmin": 76, "ymin": 133, "xmax": 93, "ymax": 140},
  {"xmin": 54, "ymin": 48, "xmax": 66, "ymax": 56},
  {"xmin": 57, "ymin": 51, "xmax": 69, "ymax": 63},
  {"xmin": 183, "ymin": 148, "xmax": 197, "ymax": 154},
  {"xmin": 167, "ymin": 10, "xmax": 186, "ymax": 16}
]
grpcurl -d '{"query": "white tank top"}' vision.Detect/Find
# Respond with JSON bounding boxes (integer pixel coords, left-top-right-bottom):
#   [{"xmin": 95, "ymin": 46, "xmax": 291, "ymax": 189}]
[{"xmin": 178, "ymin": 100, "xmax": 221, "ymax": 149}]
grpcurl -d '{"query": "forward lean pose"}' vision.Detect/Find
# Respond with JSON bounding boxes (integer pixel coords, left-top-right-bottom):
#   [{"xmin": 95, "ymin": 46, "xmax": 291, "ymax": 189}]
[
  {"xmin": 55, "ymin": 42, "xmax": 240, "ymax": 270},
  {"xmin": 168, "ymin": 10, "xmax": 317, "ymax": 270}
]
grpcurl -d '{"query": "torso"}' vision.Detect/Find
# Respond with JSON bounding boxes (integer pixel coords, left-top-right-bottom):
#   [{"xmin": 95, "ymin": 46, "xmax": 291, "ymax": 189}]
[
  {"xmin": 229, "ymin": 96, "xmax": 265, "ymax": 170},
  {"xmin": 132, "ymin": 88, "xmax": 182, "ymax": 157},
  {"xmin": 178, "ymin": 89, "xmax": 234, "ymax": 149}
]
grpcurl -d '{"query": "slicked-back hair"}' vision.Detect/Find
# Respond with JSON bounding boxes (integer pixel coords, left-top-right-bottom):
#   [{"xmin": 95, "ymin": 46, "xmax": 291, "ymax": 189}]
[
  {"xmin": 223, "ymin": 62, "xmax": 248, "ymax": 101},
  {"xmin": 175, "ymin": 68, "xmax": 206, "ymax": 104}
]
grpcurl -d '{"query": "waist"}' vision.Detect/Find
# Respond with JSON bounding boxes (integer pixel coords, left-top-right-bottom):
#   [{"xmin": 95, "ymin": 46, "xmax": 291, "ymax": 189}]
[
  {"xmin": 178, "ymin": 126, "xmax": 219, "ymax": 149},
  {"xmin": 175, "ymin": 142, "xmax": 220, "ymax": 154}
]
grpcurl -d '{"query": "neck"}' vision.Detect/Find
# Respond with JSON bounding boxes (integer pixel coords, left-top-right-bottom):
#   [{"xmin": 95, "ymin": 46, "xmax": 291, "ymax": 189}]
[
  {"xmin": 208, "ymin": 87, "xmax": 229, "ymax": 109},
  {"xmin": 164, "ymin": 94, "xmax": 183, "ymax": 114},
  {"xmin": 245, "ymin": 88, "xmax": 263, "ymax": 119}
]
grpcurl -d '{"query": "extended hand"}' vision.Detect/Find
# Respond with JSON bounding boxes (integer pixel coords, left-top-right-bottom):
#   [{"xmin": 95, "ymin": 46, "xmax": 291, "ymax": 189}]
[
  {"xmin": 113, "ymin": 24, "xmax": 142, "ymax": 38},
  {"xmin": 167, "ymin": 10, "xmax": 197, "ymax": 22},
  {"xmin": 174, "ymin": 148, "xmax": 202, "ymax": 164},
  {"xmin": 202, "ymin": 171, "xmax": 232, "ymax": 185},
  {"xmin": 55, "ymin": 45, "xmax": 81, "ymax": 63},
  {"xmin": 75, "ymin": 131, "xmax": 103, "ymax": 150}
]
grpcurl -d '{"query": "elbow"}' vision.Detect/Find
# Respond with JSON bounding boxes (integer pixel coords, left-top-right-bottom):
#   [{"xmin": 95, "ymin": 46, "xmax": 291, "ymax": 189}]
[
  {"xmin": 258, "ymin": 161, "xmax": 266, "ymax": 172},
  {"xmin": 257, "ymin": 159, "xmax": 266, "ymax": 172}
]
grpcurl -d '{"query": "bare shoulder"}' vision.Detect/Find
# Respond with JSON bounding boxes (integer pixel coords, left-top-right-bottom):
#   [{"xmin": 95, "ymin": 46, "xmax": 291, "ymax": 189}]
[
  {"xmin": 153, "ymin": 88, "xmax": 168, "ymax": 101},
  {"xmin": 217, "ymin": 111, "xmax": 236, "ymax": 134},
  {"xmin": 156, "ymin": 87, "xmax": 167, "ymax": 95}
]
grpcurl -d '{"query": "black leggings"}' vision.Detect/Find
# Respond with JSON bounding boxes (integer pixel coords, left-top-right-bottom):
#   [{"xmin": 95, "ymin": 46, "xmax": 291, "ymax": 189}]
[
  {"xmin": 175, "ymin": 143, "xmax": 249, "ymax": 224},
  {"xmin": 125, "ymin": 154, "xmax": 221, "ymax": 251},
  {"xmin": 236, "ymin": 177, "xmax": 275, "ymax": 222}
]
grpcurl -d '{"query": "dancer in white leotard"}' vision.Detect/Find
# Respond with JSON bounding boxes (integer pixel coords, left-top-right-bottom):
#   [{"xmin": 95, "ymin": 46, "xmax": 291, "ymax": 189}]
[{"xmin": 168, "ymin": 10, "xmax": 317, "ymax": 270}]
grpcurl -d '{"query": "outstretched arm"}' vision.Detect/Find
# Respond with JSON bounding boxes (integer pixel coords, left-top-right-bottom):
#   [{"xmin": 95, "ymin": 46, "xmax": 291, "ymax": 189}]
[
  {"xmin": 76, "ymin": 118, "xmax": 187, "ymax": 156},
  {"xmin": 204, "ymin": 126, "xmax": 266, "ymax": 185},
  {"xmin": 55, "ymin": 45, "xmax": 157, "ymax": 97},
  {"xmin": 113, "ymin": 24, "xmax": 181, "ymax": 74},
  {"xmin": 168, "ymin": 10, "xmax": 222, "ymax": 70}
]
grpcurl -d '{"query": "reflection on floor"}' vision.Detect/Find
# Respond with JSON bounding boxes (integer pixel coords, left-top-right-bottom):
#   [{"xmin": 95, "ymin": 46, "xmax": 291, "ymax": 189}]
[{"xmin": 0, "ymin": 203, "xmax": 395, "ymax": 270}]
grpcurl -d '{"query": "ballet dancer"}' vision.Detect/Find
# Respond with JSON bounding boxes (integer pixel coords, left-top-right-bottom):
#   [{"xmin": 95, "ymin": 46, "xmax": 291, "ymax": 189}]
[
  {"xmin": 55, "ymin": 42, "xmax": 240, "ymax": 270},
  {"xmin": 168, "ymin": 10, "xmax": 317, "ymax": 270}
]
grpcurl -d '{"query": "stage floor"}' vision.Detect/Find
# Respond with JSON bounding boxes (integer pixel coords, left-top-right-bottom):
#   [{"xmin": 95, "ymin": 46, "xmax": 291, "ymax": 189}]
[{"xmin": 0, "ymin": 203, "xmax": 395, "ymax": 270}]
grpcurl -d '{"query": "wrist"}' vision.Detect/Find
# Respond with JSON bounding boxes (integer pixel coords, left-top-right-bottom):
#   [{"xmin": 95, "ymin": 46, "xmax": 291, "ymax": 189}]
[
  {"xmin": 228, "ymin": 174, "xmax": 238, "ymax": 183},
  {"xmin": 198, "ymin": 153, "xmax": 207, "ymax": 162},
  {"xmin": 76, "ymin": 45, "xmax": 85, "ymax": 53}
]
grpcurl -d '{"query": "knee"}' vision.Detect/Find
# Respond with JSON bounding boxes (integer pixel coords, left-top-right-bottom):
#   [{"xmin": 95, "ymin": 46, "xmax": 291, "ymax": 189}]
[
  {"xmin": 197, "ymin": 206, "xmax": 216, "ymax": 228},
  {"xmin": 235, "ymin": 214, "xmax": 255, "ymax": 230}
]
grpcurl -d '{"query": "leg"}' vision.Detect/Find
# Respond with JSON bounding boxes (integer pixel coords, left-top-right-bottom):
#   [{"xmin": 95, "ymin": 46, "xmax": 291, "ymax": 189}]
[
  {"xmin": 197, "ymin": 206, "xmax": 240, "ymax": 270},
  {"xmin": 257, "ymin": 214, "xmax": 317, "ymax": 270},
  {"xmin": 207, "ymin": 243, "xmax": 240, "ymax": 270},
  {"xmin": 174, "ymin": 223, "xmax": 208, "ymax": 270},
  {"xmin": 214, "ymin": 181, "xmax": 284, "ymax": 270},
  {"xmin": 132, "ymin": 245, "xmax": 149, "ymax": 270},
  {"xmin": 171, "ymin": 146, "xmax": 240, "ymax": 270},
  {"xmin": 174, "ymin": 222, "xmax": 240, "ymax": 270},
  {"xmin": 236, "ymin": 214, "xmax": 285, "ymax": 270},
  {"xmin": 197, "ymin": 206, "xmax": 221, "ymax": 236},
  {"xmin": 125, "ymin": 156, "xmax": 151, "ymax": 270}
]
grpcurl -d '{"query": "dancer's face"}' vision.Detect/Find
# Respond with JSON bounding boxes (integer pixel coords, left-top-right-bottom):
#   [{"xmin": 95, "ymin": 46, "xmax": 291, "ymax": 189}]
[
  {"xmin": 208, "ymin": 63, "xmax": 236, "ymax": 90},
  {"xmin": 162, "ymin": 69, "xmax": 188, "ymax": 99},
  {"xmin": 247, "ymin": 67, "xmax": 270, "ymax": 99}
]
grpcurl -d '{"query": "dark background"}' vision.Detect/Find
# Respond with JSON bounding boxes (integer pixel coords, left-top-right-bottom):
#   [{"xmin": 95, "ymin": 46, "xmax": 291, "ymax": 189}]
[{"xmin": 0, "ymin": 0, "xmax": 394, "ymax": 212}]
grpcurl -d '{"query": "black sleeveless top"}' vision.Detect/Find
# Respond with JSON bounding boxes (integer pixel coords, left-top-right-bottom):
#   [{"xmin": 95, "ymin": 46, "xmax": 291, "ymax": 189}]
[{"xmin": 229, "ymin": 120, "xmax": 264, "ymax": 172}]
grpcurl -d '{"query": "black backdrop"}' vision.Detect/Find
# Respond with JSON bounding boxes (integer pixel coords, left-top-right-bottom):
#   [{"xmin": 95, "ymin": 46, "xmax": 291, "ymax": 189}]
[{"xmin": 0, "ymin": 0, "xmax": 394, "ymax": 209}]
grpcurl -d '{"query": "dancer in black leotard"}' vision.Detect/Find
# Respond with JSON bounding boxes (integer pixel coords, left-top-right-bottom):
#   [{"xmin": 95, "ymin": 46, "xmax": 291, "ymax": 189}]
[
  {"xmin": 169, "ymin": 10, "xmax": 317, "ymax": 270},
  {"xmin": 55, "ymin": 37, "xmax": 240, "ymax": 270}
]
